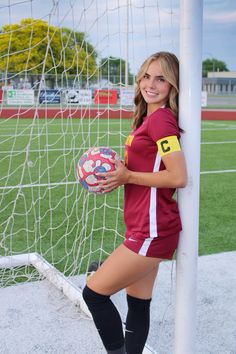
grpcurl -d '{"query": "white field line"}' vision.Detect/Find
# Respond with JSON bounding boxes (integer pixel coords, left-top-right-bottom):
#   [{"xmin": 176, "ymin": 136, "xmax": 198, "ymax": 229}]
[
  {"xmin": 202, "ymin": 121, "xmax": 236, "ymax": 126},
  {"xmin": 0, "ymin": 120, "xmax": 125, "ymax": 131},
  {"xmin": 201, "ymin": 140, "xmax": 236, "ymax": 145},
  {"xmin": 202, "ymin": 127, "xmax": 236, "ymax": 131},
  {"xmin": 0, "ymin": 145, "xmax": 124, "ymax": 155},
  {"xmin": 200, "ymin": 169, "xmax": 236, "ymax": 175},
  {"xmin": 0, "ymin": 120, "xmax": 235, "ymax": 132},
  {"xmin": 1, "ymin": 126, "xmax": 236, "ymax": 134},
  {"xmin": 0, "ymin": 115, "xmax": 235, "ymax": 125},
  {"xmin": 1, "ymin": 169, "xmax": 236, "ymax": 190},
  {"xmin": 0, "ymin": 130, "xmax": 129, "ymax": 138},
  {"xmin": 0, "ymin": 181, "xmax": 77, "ymax": 190},
  {"xmin": 0, "ymin": 140, "xmax": 235, "ymax": 155}
]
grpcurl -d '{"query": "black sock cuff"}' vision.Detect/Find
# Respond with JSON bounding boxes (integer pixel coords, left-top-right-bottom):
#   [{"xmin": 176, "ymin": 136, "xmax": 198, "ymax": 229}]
[
  {"xmin": 82, "ymin": 285, "xmax": 110, "ymax": 304},
  {"xmin": 126, "ymin": 294, "xmax": 151, "ymax": 309}
]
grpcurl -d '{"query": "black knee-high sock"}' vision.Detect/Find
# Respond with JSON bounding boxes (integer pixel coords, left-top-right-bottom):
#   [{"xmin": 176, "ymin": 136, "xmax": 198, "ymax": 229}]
[
  {"xmin": 82, "ymin": 285, "xmax": 125, "ymax": 352},
  {"xmin": 125, "ymin": 294, "xmax": 151, "ymax": 354}
]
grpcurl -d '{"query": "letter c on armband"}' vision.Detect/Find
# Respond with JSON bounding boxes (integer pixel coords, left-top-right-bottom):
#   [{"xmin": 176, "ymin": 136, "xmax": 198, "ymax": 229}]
[{"xmin": 156, "ymin": 135, "xmax": 181, "ymax": 157}]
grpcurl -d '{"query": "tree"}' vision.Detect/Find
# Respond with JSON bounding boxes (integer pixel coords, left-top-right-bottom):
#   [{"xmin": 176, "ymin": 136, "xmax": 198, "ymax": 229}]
[
  {"xmin": 202, "ymin": 58, "xmax": 229, "ymax": 77},
  {"xmin": 100, "ymin": 56, "xmax": 133, "ymax": 85},
  {"xmin": 61, "ymin": 27, "xmax": 97, "ymax": 61},
  {"xmin": 0, "ymin": 18, "xmax": 98, "ymax": 86}
]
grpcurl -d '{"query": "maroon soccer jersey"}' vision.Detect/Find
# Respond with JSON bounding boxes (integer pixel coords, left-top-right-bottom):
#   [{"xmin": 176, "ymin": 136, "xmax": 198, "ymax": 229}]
[{"xmin": 124, "ymin": 107, "xmax": 182, "ymax": 245}]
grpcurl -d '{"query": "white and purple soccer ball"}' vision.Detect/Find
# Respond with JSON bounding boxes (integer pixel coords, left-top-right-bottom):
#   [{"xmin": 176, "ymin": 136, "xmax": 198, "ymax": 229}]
[{"xmin": 76, "ymin": 147, "xmax": 121, "ymax": 194}]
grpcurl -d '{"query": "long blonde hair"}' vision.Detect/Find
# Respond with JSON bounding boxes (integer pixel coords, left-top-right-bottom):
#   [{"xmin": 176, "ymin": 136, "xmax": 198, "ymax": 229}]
[{"xmin": 132, "ymin": 51, "xmax": 179, "ymax": 129}]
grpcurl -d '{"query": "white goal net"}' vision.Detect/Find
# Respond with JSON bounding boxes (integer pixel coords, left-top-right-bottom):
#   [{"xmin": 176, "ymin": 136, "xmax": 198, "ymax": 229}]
[
  {"xmin": 0, "ymin": 0, "xmax": 178, "ymax": 283},
  {"xmin": 0, "ymin": 1, "xmax": 180, "ymax": 352}
]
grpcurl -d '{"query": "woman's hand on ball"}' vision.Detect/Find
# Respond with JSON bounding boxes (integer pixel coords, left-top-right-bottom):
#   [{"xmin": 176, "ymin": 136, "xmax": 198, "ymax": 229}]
[{"xmin": 96, "ymin": 159, "xmax": 130, "ymax": 192}]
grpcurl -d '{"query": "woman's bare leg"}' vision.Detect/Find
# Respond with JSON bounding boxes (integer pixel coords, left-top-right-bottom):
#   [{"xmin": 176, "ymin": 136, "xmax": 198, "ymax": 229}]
[
  {"xmin": 83, "ymin": 244, "xmax": 162, "ymax": 353},
  {"xmin": 87, "ymin": 244, "xmax": 161, "ymax": 295}
]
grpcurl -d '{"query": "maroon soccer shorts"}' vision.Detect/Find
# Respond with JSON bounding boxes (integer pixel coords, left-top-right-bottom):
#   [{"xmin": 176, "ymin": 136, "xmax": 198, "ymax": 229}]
[{"xmin": 123, "ymin": 232, "xmax": 179, "ymax": 259}]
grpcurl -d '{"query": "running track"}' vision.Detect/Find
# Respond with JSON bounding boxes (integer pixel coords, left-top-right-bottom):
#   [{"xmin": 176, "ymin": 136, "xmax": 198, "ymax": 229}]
[{"xmin": 0, "ymin": 107, "xmax": 235, "ymax": 120}]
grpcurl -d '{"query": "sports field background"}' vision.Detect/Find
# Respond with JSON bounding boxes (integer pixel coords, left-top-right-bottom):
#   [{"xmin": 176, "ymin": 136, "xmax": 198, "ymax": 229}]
[{"xmin": 0, "ymin": 116, "xmax": 236, "ymax": 278}]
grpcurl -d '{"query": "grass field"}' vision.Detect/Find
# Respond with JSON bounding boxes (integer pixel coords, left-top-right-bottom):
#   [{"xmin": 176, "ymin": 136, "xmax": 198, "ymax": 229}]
[
  {"xmin": 0, "ymin": 117, "xmax": 236, "ymax": 279},
  {"xmin": 199, "ymin": 121, "xmax": 236, "ymax": 255}
]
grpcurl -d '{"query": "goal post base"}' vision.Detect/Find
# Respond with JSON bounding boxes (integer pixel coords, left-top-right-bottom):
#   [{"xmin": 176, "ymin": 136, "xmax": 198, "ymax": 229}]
[
  {"xmin": 0, "ymin": 252, "xmax": 90, "ymax": 317},
  {"xmin": 0, "ymin": 252, "xmax": 156, "ymax": 353}
]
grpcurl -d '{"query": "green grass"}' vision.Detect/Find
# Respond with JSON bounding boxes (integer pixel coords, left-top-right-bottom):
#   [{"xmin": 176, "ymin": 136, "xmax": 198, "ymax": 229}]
[
  {"xmin": 199, "ymin": 120, "xmax": 236, "ymax": 255},
  {"xmin": 0, "ymin": 118, "xmax": 128, "ymax": 276},
  {"xmin": 0, "ymin": 118, "xmax": 236, "ymax": 280},
  {"xmin": 199, "ymin": 173, "xmax": 236, "ymax": 255},
  {"xmin": 205, "ymin": 105, "xmax": 236, "ymax": 109}
]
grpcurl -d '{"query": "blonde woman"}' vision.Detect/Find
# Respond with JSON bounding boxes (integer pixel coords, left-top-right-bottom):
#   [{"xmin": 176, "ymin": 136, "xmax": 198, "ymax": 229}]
[{"xmin": 83, "ymin": 52, "xmax": 187, "ymax": 354}]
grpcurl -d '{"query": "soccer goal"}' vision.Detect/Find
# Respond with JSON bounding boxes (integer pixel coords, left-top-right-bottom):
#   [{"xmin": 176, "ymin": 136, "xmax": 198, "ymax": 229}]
[{"xmin": 0, "ymin": 1, "xmax": 202, "ymax": 353}]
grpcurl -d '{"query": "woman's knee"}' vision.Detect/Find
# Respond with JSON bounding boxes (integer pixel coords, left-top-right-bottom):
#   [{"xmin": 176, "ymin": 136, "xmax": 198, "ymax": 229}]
[{"xmin": 82, "ymin": 285, "xmax": 110, "ymax": 309}]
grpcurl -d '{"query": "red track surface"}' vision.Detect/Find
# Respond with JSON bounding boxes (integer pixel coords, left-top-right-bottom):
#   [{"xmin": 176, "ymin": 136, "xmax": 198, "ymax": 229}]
[{"xmin": 0, "ymin": 107, "xmax": 235, "ymax": 120}]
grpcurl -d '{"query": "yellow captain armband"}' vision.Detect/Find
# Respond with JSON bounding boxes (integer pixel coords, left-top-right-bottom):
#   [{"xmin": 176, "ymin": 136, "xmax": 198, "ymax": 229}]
[{"xmin": 156, "ymin": 135, "xmax": 181, "ymax": 157}]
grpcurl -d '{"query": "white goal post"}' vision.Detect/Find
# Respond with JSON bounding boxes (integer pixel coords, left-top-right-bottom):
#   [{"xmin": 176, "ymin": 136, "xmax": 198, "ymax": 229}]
[{"xmin": 175, "ymin": 0, "xmax": 203, "ymax": 353}]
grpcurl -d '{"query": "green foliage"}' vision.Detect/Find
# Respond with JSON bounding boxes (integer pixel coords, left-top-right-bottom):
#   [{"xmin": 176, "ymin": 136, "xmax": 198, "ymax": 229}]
[
  {"xmin": 0, "ymin": 18, "xmax": 97, "ymax": 77},
  {"xmin": 202, "ymin": 58, "xmax": 229, "ymax": 77},
  {"xmin": 100, "ymin": 56, "xmax": 133, "ymax": 85}
]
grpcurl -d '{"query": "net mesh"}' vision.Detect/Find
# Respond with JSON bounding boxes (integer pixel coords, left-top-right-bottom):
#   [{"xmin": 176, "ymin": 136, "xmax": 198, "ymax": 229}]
[{"xmin": 0, "ymin": 0, "xmax": 178, "ymax": 284}]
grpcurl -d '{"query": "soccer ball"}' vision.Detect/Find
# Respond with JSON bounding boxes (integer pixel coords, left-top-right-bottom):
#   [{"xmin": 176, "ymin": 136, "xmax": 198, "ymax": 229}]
[{"xmin": 76, "ymin": 147, "xmax": 121, "ymax": 194}]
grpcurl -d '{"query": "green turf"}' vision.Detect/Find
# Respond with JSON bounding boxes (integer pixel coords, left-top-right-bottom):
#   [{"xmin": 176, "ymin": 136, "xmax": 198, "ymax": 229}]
[
  {"xmin": 199, "ymin": 173, "xmax": 236, "ymax": 255},
  {"xmin": 199, "ymin": 120, "xmax": 236, "ymax": 255},
  {"xmin": 0, "ymin": 118, "xmax": 236, "ymax": 278},
  {"xmin": 205, "ymin": 105, "xmax": 236, "ymax": 109}
]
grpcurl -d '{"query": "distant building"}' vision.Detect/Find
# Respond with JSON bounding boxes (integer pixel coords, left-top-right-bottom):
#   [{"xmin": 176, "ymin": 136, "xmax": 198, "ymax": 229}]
[{"xmin": 202, "ymin": 71, "xmax": 236, "ymax": 95}]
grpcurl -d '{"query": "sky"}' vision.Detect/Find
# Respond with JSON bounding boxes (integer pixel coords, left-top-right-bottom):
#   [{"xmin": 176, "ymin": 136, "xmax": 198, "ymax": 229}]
[{"xmin": 0, "ymin": 0, "xmax": 235, "ymax": 74}]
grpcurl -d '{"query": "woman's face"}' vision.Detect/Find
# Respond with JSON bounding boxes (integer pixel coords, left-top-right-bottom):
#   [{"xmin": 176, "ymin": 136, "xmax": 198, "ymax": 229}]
[{"xmin": 139, "ymin": 59, "xmax": 171, "ymax": 114}]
